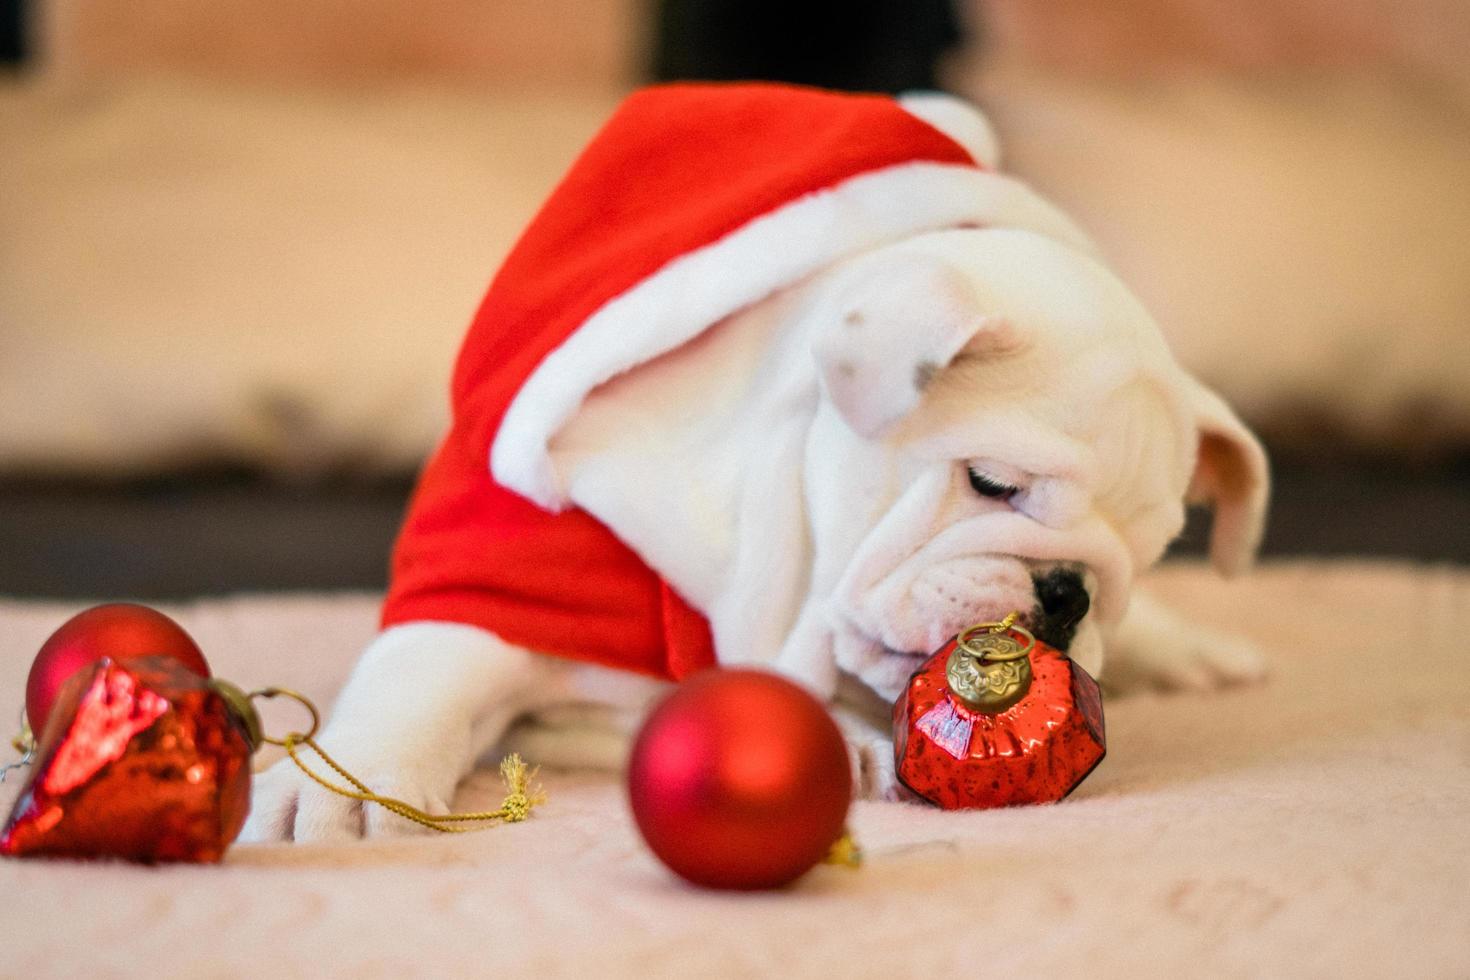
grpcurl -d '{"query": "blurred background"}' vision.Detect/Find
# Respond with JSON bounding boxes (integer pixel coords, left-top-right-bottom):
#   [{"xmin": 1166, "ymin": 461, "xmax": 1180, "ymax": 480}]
[{"xmin": 1, "ymin": 0, "xmax": 1467, "ymax": 597}]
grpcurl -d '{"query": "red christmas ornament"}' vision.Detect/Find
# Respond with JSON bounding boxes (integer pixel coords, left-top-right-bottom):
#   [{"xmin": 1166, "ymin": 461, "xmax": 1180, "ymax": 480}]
[
  {"xmin": 26, "ymin": 604, "xmax": 210, "ymax": 735},
  {"xmin": 627, "ymin": 668, "xmax": 852, "ymax": 890},
  {"xmin": 894, "ymin": 619, "xmax": 1105, "ymax": 809},
  {"xmin": 1, "ymin": 656, "xmax": 256, "ymax": 863},
  {"xmin": 3, "ymin": 606, "xmax": 546, "ymax": 861}
]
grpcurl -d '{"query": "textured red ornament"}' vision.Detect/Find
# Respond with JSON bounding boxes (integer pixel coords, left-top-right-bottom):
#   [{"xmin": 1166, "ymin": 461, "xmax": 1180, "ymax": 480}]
[
  {"xmin": 1, "ymin": 656, "xmax": 252, "ymax": 863},
  {"xmin": 627, "ymin": 669, "xmax": 851, "ymax": 890},
  {"xmin": 26, "ymin": 604, "xmax": 211, "ymax": 735},
  {"xmin": 894, "ymin": 633, "xmax": 1105, "ymax": 809}
]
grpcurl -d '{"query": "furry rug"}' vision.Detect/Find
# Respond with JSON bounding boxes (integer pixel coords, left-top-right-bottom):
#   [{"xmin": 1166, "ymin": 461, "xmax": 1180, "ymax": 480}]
[{"xmin": 1, "ymin": 560, "xmax": 1466, "ymax": 977}]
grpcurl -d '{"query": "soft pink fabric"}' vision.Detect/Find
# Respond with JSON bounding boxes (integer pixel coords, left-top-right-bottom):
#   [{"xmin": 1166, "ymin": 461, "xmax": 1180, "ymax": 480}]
[{"xmin": 1, "ymin": 560, "xmax": 1466, "ymax": 976}]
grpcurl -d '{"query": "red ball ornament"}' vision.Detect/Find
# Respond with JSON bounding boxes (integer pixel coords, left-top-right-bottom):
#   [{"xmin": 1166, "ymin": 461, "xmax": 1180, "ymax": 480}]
[
  {"xmin": 26, "ymin": 604, "xmax": 210, "ymax": 736},
  {"xmin": 627, "ymin": 668, "xmax": 852, "ymax": 890}
]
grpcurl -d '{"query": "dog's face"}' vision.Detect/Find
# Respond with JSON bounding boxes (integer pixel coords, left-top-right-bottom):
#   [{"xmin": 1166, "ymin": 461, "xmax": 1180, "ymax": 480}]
[
  {"xmin": 803, "ymin": 228, "xmax": 1268, "ymax": 697},
  {"xmin": 552, "ymin": 225, "xmax": 1267, "ymax": 701}
]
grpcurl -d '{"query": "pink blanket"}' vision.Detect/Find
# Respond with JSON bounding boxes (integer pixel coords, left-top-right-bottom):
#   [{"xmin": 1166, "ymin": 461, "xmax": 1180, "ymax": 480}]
[{"xmin": 1, "ymin": 560, "xmax": 1466, "ymax": 976}]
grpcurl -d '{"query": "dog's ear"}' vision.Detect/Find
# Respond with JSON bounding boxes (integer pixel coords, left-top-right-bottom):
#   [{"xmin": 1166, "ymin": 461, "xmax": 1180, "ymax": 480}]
[
  {"xmin": 812, "ymin": 253, "xmax": 1019, "ymax": 438},
  {"xmin": 1186, "ymin": 378, "xmax": 1271, "ymax": 577}
]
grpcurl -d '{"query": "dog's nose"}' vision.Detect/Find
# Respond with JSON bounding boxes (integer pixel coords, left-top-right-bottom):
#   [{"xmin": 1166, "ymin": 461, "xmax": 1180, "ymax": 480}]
[{"xmin": 1035, "ymin": 568, "xmax": 1090, "ymax": 630}]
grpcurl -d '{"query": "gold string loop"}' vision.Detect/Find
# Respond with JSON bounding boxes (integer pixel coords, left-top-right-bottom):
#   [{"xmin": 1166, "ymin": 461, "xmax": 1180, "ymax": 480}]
[
  {"xmin": 956, "ymin": 614, "xmax": 1035, "ymax": 662},
  {"xmin": 247, "ymin": 687, "xmax": 320, "ymax": 746},
  {"xmin": 949, "ymin": 613, "xmax": 1036, "ymax": 713}
]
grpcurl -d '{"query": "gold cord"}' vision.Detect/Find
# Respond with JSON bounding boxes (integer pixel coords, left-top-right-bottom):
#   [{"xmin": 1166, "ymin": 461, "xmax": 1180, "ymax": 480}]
[
  {"xmin": 249, "ymin": 688, "xmax": 544, "ymax": 833},
  {"xmin": 281, "ymin": 735, "xmax": 544, "ymax": 832}
]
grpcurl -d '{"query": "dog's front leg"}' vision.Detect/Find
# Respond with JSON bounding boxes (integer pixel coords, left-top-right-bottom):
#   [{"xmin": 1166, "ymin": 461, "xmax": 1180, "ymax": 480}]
[
  {"xmin": 830, "ymin": 672, "xmax": 906, "ymax": 802},
  {"xmin": 1104, "ymin": 590, "xmax": 1267, "ymax": 693},
  {"xmin": 242, "ymin": 622, "xmax": 556, "ymax": 843}
]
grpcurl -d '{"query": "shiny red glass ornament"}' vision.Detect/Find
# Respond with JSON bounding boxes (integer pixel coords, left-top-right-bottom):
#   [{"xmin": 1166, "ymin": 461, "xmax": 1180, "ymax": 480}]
[
  {"xmin": 26, "ymin": 604, "xmax": 211, "ymax": 735},
  {"xmin": 627, "ymin": 669, "xmax": 851, "ymax": 890},
  {"xmin": 894, "ymin": 627, "xmax": 1105, "ymax": 809},
  {"xmin": 1, "ymin": 656, "xmax": 253, "ymax": 863}
]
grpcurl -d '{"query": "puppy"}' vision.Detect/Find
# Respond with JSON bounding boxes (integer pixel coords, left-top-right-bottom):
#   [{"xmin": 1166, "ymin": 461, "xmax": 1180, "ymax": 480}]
[{"xmin": 242, "ymin": 85, "xmax": 1268, "ymax": 843}]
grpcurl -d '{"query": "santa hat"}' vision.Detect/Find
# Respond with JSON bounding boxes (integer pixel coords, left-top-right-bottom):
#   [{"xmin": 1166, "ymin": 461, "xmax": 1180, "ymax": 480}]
[{"xmin": 381, "ymin": 83, "xmax": 1069, "ymax": 681}]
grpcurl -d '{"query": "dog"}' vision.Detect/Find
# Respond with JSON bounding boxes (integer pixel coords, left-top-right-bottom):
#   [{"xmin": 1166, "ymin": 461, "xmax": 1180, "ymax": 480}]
[{"xmin": 241, "ymin": 86, "xmax": 1269, "ymax": 843}]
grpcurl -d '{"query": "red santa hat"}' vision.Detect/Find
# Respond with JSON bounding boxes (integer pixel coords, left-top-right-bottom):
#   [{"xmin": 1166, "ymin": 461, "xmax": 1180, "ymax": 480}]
[{"xmin": 381, "ymin": 83, "xmax": 1011, "ymax": 681}]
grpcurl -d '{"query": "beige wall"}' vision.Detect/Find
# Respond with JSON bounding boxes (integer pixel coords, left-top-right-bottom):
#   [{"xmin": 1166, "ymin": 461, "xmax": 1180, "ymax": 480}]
[
  {"xmin": 970, "ymin": 0, "xmax": 1470, "ymax": 91},
  {"xmin": 37, "ymin": 0, "xmax": 1470, "ymax": 93},
  {"xmin": 36, "ymin": 0, "xmax": 644, "ymax": 87}
]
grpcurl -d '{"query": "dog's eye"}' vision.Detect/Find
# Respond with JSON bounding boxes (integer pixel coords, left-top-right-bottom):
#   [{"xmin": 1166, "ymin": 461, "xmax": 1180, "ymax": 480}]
[{"xmin": 967, "ymin": 467, "xmax": 1019, "ymax": 500}]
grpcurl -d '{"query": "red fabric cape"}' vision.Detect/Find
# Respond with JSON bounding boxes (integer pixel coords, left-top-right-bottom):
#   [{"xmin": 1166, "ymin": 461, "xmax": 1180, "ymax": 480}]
[{"xmin": 380, "ymin": 83, "xmax": 976, "ymax": 680}]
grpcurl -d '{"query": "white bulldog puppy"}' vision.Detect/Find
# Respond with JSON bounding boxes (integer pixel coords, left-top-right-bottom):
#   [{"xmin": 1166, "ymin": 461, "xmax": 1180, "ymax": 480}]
[{"xmin": 243, "ymin": 89, "xmax": 1269, "ymax": 843}]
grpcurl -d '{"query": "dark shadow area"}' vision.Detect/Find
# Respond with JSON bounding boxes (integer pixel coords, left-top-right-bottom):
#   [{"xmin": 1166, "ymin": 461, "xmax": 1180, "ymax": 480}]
[
  {"xmin": 1169, "ymin": 453, "xmax": 1470, "ymax": 564},
  {"xmin": 0, "ymin": 468, "xmax": 411, "ymax": 599},
  {"xmin": 651, "ymin": 0, "xmax": 966, "ymax": 93},
  {"xmin": 0, "ymin": 0, "xmax": 25, "ymax": 64},
  {"xmin": 0, "ymin": 453, "xmax": 1464, "ymax": 600}
]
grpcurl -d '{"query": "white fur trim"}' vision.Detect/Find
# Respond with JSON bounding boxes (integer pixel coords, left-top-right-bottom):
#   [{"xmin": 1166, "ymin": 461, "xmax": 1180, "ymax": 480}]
[
  {"xmin": 898, "ymin": 92, "xmax": 1002, "ymax": 169},
  {"xmin": 493, "ymin": 162, "xmax": 1095, "ymax": 508}
]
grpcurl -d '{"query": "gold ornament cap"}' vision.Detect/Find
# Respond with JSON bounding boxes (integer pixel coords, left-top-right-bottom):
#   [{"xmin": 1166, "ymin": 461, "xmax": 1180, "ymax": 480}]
[
  {"xmin": 209, "ymin": 679, "xmax": 265, "ymax": 752},
  {"xmin": 945, "ymin": 616, "xmax": 1036, "ymax": 714}
]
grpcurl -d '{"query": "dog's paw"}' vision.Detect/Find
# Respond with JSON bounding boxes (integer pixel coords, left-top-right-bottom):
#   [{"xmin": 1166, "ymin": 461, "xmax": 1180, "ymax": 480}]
[
  {"xmin": 237, "ymin": 621, "xmax": 544, "ymax": 844},
  {"xmin": 847, "ymin": 730, "xmax": 904, "ymax": 801},
  {"xmin": 829, "ymin": 703, "xmax": 903, "ymax": 801},
  {"xmin": 239, "ymin": 738, "xmax": 456, "ymax": 844},
  {"xmin": 1106, "ymin": 595, "xmax": 1268, "ymax": 694}
]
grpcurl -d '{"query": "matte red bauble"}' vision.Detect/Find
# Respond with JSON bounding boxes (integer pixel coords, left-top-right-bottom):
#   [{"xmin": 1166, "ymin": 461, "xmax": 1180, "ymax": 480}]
[
  {"xmin": 894, "ymin": 621, "xmax": 1105, "ymax": 809},
  {"xmin": 627, "ymin": 669, "xmax": 851, "ymax": 890},
  {"xmin": 2, "ymin": 656, "xmax": 253, "ymax": 862},
  {"xmin": 26, "ymin": 604, "xmax": 210, "ymax": 735}
]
